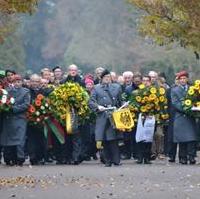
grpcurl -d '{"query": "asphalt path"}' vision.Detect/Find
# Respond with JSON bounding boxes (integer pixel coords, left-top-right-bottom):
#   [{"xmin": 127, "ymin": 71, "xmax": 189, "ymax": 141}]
[{"xmin": 1, "ymin": 159, "xmax": 200, "ymax": 199}]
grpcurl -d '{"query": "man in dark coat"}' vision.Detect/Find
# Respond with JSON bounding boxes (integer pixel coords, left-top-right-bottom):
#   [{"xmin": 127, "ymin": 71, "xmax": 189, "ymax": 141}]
[
  {"xmin": 171, "ymin": 71, "xmax": 197, "ymax": 164},
  {"xmin": 60, "ymin": 64, "xmax": 85, "ymax": 87},
  {"xmin": 89, "ymin": 69, "xmax": 123, "ymax": 167},
  {"xmin": 27, "ymin": 74, "xmax": 47, "ymax": 165},
  {"xmin": 60, "ymin": 64, "xmax": 85, "ymax": 164},
  {"xmin": 121, "ymin": 73, "xmax": 142, "ymax": 160},
  {"xmin": 0, "ymin": 74, "xmax": 30, "ymax": 166}
]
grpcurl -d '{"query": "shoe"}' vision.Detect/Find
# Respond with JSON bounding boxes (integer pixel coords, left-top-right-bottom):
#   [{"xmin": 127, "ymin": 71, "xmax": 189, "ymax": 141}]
[
  {"xmin": 136, "ymin": 157, "xmax": 143, "ymax": 164},
  {"xmin": 105, "ymin": 163, "xmax": 112, "ymax": 167},
  {"xmin": 150, "ymin": 154, "xmax": 157, "ymax": 160},
  {"xmin": 144, "ymin": 158, "xmax": 152, "ymax": 164},
  {"xmin": 168, "ymin": 157, "xmax": 175, "ymax": 163},
  {"xmin": 120, "ymin": 154, "xmax": 131, "ymax": 160},
  {"xmin": 30, "ymin": 159, "xmax": 38, "ymax": 165},
  {"xmin": 189, "ymin": 157, "xmax": 196, "ymax": 165},
  {"xmin": 17, "ymin": 159, "xmax": 25, "ymax": 166},
  {"xmin": 5, "ymin": 161, "xmax": 15, "ymax": 166},
  {"xmin": 71, "ymin": 160, "xmax": 80, "ymax": 165},
  {"xmin": 92, "ymin": 155, "xmax": 98, "ymax": 160},
  {"xmin": 113, "ymin": 163, "xmax": 122, "ymax": 166},
  {"xmin": 45, "ymin": 158, "xmax": 54, "ymax": 163},
  {"xmin": 179, "ymin": 158, "xmax": 187, "ymax": 165}
]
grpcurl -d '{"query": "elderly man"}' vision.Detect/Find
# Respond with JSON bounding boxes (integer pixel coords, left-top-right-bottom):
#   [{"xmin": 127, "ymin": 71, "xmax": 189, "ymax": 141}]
[
  {"xmin": 61, "ymin": 64, "xmax": 84, "ymax": 87},
  {"xmin": 1, "ymin": 74, "xmax": 30, "ymax": 166},
  {"xmin": 89, "ymin": 69, "xmax": 123, "ymax": 167},
  {"xmin": 94, "ymin": 67, "xmax": 105, "ymax": 85},
  {"xmin": 41, "ymin": 68, "xmax": 51, "ymax": 83},
  {"xmin": 60, "ymin": 64, "xmax": 85, "ymax": 164},
  {"xmin": 148, "ymin": 71, "xmax": 158, "ymax": 86},
  {"xmin": 26, "ymin": 74, "xmax": 47, "ymax": 165},
  {"xmin": 122, "ymin": 71, "xmax": 134, "ymax": 87},
  {"xmin": 171, "ymin": 71, "xmax": 197, "ymax": 164}
]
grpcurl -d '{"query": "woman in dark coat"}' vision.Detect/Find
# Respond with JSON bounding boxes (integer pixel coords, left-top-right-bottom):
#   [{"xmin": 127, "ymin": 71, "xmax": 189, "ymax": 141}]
[{"xmin": 0, "ymin": 74, "xmax": 30, "ymax": 166}]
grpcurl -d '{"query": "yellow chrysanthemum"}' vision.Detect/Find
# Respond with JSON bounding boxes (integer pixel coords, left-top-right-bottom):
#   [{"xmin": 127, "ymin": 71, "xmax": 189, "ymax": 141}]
[
  {"xmin": 139, "ymin": 84, "xmax": 145, "ymax": 89},
  {"xmin": 136, "ymin": 96, "xmax": 142, "ymax": 102},
  {"xmin": 196, "ymin": 102, "xmax": 200, "ymax": 107},
  {"xmin": 184, "ymin": 99, "xmax": 192, "ymax": 106},
  {"xmin": 188, "ymin": 89, "xmax": 195, "ymax": 95},
  {"xmin": 159, "ymin": 88, "xmax": 166, "ymax": 95},
  {"xmin": 150, "ymin": 87, "xmax": 157, "ymax": 94}
]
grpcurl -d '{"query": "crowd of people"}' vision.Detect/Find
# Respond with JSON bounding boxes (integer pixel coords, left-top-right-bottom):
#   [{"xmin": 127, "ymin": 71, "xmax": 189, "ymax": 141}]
[{"xmin": 0, "ymin": 64, "xmax": 199, "ymax": 167}]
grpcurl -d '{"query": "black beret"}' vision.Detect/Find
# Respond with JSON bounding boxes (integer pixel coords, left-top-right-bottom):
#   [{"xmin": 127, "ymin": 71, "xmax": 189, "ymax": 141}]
[
  {"xmin": 100, "ymin": 69, "xmax": 110, "ymax": 79},
  {"xmin": 52, "ymin": 66, "xmax": 61, "ymax": 72},
  {"xmin": 5, "ymin": 69, "xmax": 16, "ymax": 76}
]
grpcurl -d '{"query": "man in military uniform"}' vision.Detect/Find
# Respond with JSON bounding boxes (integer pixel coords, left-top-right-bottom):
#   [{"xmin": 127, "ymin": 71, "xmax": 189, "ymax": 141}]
[
  {"xmin": 89, "ymin": 69, "xmax": 123, "ymax": 167},
  {"xmin": 1, "ymin": 74, "xmax": 30, "ymax": 166},
  {"xmin": 171, "ymin": 71, "xmax": 197, "ymax": 164}
]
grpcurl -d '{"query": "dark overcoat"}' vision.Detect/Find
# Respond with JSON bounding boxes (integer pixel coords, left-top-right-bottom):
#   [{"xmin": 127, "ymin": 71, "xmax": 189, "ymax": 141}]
[
  {"xmin": 171, "ymin": 85, "xmax": 197, "ymax": 143},
  {"xmin": 0, "ymin": 87, "xmax": 30, "ymax": 146},
  {"xmin": 89, "ymin": 83, "xmax": 123, "ymax": 141}
]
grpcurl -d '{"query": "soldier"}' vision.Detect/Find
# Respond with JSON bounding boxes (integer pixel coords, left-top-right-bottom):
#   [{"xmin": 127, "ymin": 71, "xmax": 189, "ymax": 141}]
[
  {"xmin": 89, "ymin": 69, "xmax": 123, "ymax": 167},
  {"xmin": 0, "ymin": 74, "xmax": 30, "ymax": 166},
  {"xmin": 171, "ymin": 71, "xmax": 197, "ymax": 164}
]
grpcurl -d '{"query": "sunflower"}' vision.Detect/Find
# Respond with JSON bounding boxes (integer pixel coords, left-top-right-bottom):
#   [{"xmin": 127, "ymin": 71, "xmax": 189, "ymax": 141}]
[
  {"xmin": 143, "ymin": 96, "xmax": 149, "ymax": 102},
  {"xmin": 194, "ymin": 84, "xmax": 199, "ymax": 90},
  {"xmin": 185, "ymin": 99, "xmax": 192, "ymax": 106},
  {"xmin": 188, "ymin": 89, "xmax": 195, "ymax": 96},
  {"xmin": 159, "ymin": 96, "xmax": 165, "ymax": 102},
  {"xmin": 195, "ymin": 80, "xmax": 200, "ymax": 85},
  {"xmin": 149, "ymin": 94, "xmax": 156, "ymax": 101},
  {"xmin": 150, "ymin": 87, "xmax": 157, "ymax": 94},
  {"xmin": 196, "ymin": 102, "xmax": 200, "ymax": 107},
  {"xmin": 140, "ymin": 106, "xmax": 147, "ymax": 113},
  {"xmin": 159, "ymin": 87, "xmax": 166, "ymax": 95},
  {"xmin": 139, "ymin": 84, "xmax": 145, "ymax": 89},
  {"xmin": 146, "ymin": 104, "xmax": 152, "ymax": 110},
  {"xmin": 136, "ymin": 96, "xmax": 142, "ymax": 102}
]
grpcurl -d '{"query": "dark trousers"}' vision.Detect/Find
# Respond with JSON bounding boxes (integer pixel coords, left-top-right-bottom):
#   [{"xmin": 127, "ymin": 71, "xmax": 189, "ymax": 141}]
[
  {"xmin": 103, "ymin": 140, "xmax": 120, "ymax": 164},
  {"xmin": 167, "ymin": 142, "xmax": 177, "ymax": 159},
  {"xmin": 179, "ymin": 141, "xmax": 196, "ymax": 159},
  {"xmin": 80, "ymin": 124, "xmax": 91, "ymax": 159},
  {"xmin": 137, "ymin": 142, "xmax": 152, "ymax": 160},
  {"xmin": 3, "ymin": 145, "xmax": 25, "ymax": 163},
  {"xmin": 71, "ymin": 132, "xmax": 82, "ymax": 162},
  {"xmin": 120, "ymin": 131, "xmax": 137, "ymax": 158},
  {"xmin": 27, "ymin": 126, "xmax": 47, "ymax": 163}
]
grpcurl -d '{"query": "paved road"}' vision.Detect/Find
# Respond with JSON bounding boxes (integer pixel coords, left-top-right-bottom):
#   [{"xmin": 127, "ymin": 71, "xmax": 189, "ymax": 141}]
[{"xmin": 0, "ymin": 159, "xmax": 200, "ymax": 199}]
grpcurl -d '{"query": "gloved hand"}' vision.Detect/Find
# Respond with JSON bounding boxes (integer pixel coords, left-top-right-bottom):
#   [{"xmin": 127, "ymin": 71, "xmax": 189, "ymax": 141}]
[
  {"xmin": 98, "ymin": 105, "xmax": 106, "ymax": 112},
  {"xmin": 96, "ymin": 141, "xmax": 103, "ymax": 149}
]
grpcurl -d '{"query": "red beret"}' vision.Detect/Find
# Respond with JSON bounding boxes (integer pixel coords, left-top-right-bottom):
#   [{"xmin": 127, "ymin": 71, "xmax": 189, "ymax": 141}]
[{"xmin": 176, "ymin": 71, "xmax": 189, "ymax": 79}]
